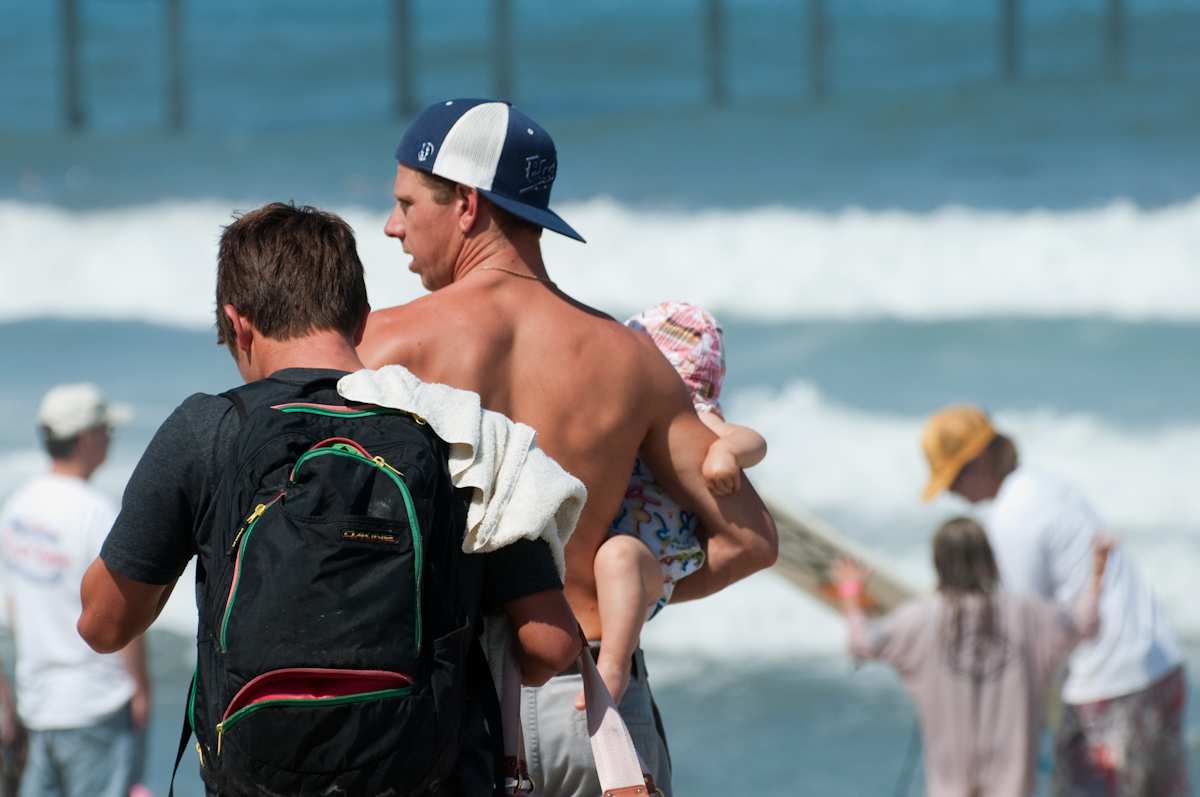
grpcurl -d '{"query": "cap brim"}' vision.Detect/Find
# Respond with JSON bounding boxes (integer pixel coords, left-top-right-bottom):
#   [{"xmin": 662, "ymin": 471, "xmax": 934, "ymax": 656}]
[
  {"xmin": 922, "ymin": 470, "xmax": 957, "ymax": 503},
  {"xmin": 920, "ymin": 428, "xmax": 996, "ymax": 502},
  {"xmin": 479, "ymin": 189, "xmax": 586, "ymax": 243},
  {"xmin": 104, "ymin": 402, "xmax": 134, "ymax": 427}
]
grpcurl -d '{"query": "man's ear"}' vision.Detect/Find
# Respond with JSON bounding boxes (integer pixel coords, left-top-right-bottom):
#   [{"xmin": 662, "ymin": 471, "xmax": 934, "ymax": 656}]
[
  {"xmin": 457, "ymin": 185, "xmax": 480, "ymax": 234},
  {"xmin": 351, "ymin": 305, "xmax": 371, "ymax": 348},
  {"xmin": 222, "ymin": 304, "xmax": 254, "ymax": 354}
]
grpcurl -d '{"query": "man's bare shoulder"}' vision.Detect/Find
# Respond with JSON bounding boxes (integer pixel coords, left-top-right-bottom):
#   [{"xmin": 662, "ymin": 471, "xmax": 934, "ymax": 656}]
[
  {"xmin": 359, "ymin": 286, "xmax": 491, "ymax": 369},
  {"xmin": 619, "ymin": 319, "xmax": 691, "ymax": 397}
]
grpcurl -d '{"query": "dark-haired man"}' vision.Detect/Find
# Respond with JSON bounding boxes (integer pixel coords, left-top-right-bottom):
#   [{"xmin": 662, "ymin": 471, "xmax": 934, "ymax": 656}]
[
  {"xmin": 360, "ymin": 99, "xmax": 778, "ymax": 796},
  {"xmin": 77, "ymin": 202, "xmax": 579, "ymax": 795},
  {"xmin": 0, "ymin": 383, "xmax": 148, "ymax": 797}
]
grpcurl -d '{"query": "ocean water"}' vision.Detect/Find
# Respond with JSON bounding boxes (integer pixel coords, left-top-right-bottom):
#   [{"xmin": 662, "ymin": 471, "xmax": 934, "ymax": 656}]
[{"xmin": 2, "ymin": 1, "xmax": 1199, "ymax": 794}]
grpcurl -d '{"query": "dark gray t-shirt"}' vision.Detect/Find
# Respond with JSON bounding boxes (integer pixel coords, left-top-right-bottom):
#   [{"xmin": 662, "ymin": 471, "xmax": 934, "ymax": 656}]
[{"xmin": 101, "ymin": 367, "xmax": 561, "ymax": 606}]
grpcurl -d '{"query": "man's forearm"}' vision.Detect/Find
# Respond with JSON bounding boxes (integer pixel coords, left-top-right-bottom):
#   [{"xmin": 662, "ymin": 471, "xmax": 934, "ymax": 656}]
[{"xmin": 669, "ymin": 496, "xmax": 778, "ymax": 603}]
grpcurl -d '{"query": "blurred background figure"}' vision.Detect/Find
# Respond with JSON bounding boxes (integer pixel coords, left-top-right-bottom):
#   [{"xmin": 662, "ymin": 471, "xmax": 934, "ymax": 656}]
[
  {"xmin": 833, "ymin": 519, "xmax": 1112, "ymax": 797},
  {"xmin": 0, "ymin": 660, "xmax": 22, "ymax": 797},
  {"xmin": 0, "ymin": 385, "xmax": 150, "ymax": 797},
  {"xmin": 922, "ymin": 405, "xmax": 1189, "ymax": 796}
]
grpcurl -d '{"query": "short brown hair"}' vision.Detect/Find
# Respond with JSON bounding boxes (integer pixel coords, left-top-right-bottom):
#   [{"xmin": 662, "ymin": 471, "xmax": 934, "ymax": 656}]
[
  {"xmin": 215, "ymin": 202, "xmax": 369, "ymax": 355},
  {"xmin": 417, "ymin": 171, "xmax": 542, "ymax": 240},
  {"xmin": 39, "ymin": 426, "xmax": 80, "ymax": 459}
]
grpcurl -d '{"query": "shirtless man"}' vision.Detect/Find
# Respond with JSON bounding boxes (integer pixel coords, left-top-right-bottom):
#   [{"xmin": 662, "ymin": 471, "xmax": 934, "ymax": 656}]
[{"xmin": 359, "ymin": 98, "xmax": 778, "ymax": 796}]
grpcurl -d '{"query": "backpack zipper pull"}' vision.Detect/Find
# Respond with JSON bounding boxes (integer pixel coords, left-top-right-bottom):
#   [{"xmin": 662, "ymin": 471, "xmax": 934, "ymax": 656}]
[
  {"xmin": 227, "ymin": 503, "xmax": 268, "ymax": 559},
  {"xmin": 216, "ymin": 721, "xmax": 225, "ymax": 756},
  {"xmin": 373, "ymin": 455, "xmax": 403, "ymax": 478}
]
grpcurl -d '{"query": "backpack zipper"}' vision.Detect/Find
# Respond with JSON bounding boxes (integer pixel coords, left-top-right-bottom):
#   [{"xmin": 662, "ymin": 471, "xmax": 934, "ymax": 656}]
[
  {"xmin": 227, "ymin": 497, "xmax": 279, "ymax": 560},
  {"xmin": 219, "ymin": 491, "xmax": 284, "ymax": 652},
  {"xmin": 271, "ymin": 402, "xmax": 426, "ymax": 425},
  {"xmin": 214, "ymin": 667, "xmax": 413, "ymax": 756}
]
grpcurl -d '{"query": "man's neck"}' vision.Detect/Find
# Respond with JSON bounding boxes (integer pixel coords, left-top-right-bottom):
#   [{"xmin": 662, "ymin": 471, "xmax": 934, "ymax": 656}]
[
  {"xmin": 49, "ymin": 459, "xmax": 92, "ymax": 481},
  {"xmin": 245, "ymin": 332, "xmax": 365, "ymax": 382},
  {"xmin": 452, "ymin": 230, "xmax": 547, "ymax": 283}
]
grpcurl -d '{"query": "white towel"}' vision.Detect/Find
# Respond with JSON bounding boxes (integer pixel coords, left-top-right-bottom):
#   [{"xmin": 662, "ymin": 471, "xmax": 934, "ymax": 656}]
[{"xmin": 337, "ymin": 366, "xmax": 586, "ymax": 578}]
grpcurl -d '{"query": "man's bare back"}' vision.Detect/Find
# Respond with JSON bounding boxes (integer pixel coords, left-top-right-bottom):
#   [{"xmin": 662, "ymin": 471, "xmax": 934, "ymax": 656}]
[{"xmin": 360, "ymin": 269, "xmax": 776, "ymax": 638}]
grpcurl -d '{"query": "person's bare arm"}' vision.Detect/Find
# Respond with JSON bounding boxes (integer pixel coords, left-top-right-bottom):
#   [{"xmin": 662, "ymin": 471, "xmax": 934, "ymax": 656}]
[
  {"xmin": 699, "ymin": 412, "xmax": 767, "ymax": 468},
  {"xmin": 121, "ymin": 636, "xmax": 152, "ymax": 731},
  {"xmin": 639, "ymin": 353, "xmax": 777, "ymax": 603},
  {"xmin": 831, "ymin": 559, "xmax": 875, "ymax": 659},
  {"xmin": 698, "ymin": 412, "xmax": 768, "ymax": 495},
  {"xmin": 503, "ymin": 589, "xmax": 581, "ymax": 686},
  {"xmin": 0, "ymin": 651, "xmax": 19, "ymax": 747},
  {"xmin": 1073, "ymin": 534, "xmax": 1114, "ymax": 641},
  {"xmin": 78, "ymin": 558, "xmax": 175, "ymax": 654}
]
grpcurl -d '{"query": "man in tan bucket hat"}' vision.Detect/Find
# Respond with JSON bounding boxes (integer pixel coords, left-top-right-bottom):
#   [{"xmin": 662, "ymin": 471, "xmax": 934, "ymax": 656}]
[
  {"xmin": 919, "ymin": 404, "xmax": 998, "ymax": 502},
  {"xmin": 920, "ymin": 404, "xmax": 1189, "ymax": 795}
]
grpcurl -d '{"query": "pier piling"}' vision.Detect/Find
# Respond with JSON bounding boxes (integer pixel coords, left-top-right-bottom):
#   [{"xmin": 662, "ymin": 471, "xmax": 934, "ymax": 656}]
[
  {"xmin": 60, "ymin": 0, "xmax": 84, "ymax": 130},
  {"xmin": 1105, "ymin": 0, "xmax": 1126, "ymax": 79},
  {"xmin": 493, "ymin": 0, "xmax": 514, "ymax": 100},
  {"xmin": 807, "ymin": 0, "xmax": 829, "ymax": 101},
  {"xmin": 705, "ymin": 0, "xmax": 727, "ymax": 106},
  {"xmin": 392, "ymin": 0, "xmax": 416, "ymax": 115},
  {"xmin": 165, "ymin": 0, "xmax": 186, "ymax": 132},
  {"xmin": 999, "ymin": 0, "xmax": 1021, "ymax": 80}
]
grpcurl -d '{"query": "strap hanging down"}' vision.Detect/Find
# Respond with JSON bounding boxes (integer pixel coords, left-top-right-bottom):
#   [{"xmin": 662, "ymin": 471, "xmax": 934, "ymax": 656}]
[
  {"xmin": 167, "ymin": 678, "xmax": 196, "ymax": 797},
  {"xmin": 500, "ymin": 627, "xmax": 654, "ymax": 796},
  {"xmin": 576, "ymin": 635, "xmax": 653, "ymax": 796}
]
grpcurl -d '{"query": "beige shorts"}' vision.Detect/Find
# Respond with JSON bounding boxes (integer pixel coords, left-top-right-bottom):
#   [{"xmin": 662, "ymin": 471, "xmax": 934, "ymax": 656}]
[
  {"xmin": 518, "ymin": 651, "xmax": 672, "ymax": 797},
  {"xmin": 484, "ymin": 620, "xmax": 672, "ymax": 797}
]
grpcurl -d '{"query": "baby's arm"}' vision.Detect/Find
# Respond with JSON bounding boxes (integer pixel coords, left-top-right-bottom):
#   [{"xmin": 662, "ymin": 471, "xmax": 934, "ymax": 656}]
[{"xmin": 699, "ymin": 412, "xmax": 768, "ymax": 496}]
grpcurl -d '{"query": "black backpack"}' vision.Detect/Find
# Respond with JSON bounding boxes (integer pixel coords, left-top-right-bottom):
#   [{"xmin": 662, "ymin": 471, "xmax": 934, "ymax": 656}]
[{"xmin": 170, "ymin": 376, "xmax": 491, "ymax": 796}]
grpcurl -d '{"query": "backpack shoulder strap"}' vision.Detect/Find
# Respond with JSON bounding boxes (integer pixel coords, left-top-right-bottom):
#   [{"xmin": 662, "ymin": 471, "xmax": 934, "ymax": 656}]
[{"xmin": 220, "ymin": 389, "xmax": 248, "ymax": 423}]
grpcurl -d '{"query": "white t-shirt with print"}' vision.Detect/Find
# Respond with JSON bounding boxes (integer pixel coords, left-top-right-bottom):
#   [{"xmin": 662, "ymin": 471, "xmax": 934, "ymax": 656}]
[
  {"xmin": 984, "ymin": 467, "xmax": 1182, "ymax": 705},
  {"xmin": 0, "ymin": 473, "xmax": 135, "ymax": 730}
]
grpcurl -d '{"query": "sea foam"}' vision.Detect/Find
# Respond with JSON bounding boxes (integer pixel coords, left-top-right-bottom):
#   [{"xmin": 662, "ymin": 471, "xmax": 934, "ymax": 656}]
[{"xmin": 2, "ymin": 196, "xmax": 1199, "ymax": 324}]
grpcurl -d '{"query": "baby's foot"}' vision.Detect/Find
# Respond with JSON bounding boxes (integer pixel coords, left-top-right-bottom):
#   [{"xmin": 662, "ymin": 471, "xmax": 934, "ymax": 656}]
[
  {"xmin": 597, "ymin": 654, "xmax": 632, "ymax": 706},
  {"xmin": 573, "ymin": 655, "xmax": 633, "ymax": 710}
]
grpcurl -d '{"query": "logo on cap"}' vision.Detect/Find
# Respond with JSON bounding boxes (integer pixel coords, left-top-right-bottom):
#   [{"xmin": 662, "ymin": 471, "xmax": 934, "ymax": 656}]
[
  {"xmin": 521, "ymin": 155, "xmax": 556, "ymax": 195},
  {"xmin": 417, "ymin": 142, "xmax": 435, "ymax": 163}
]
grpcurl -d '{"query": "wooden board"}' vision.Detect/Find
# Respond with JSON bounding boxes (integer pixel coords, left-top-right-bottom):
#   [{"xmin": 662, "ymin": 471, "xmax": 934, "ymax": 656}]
[{"xmin": 766, "ymin": 499, "xmax": 918, "ymax": 616}]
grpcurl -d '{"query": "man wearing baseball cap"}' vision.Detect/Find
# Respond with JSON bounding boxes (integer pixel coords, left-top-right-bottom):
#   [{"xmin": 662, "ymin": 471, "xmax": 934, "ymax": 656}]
[
  {"xmin": 921, "ymin": 404, "xmax": 1189, "ymax": 795},
  {"xmin": 359, "ymin": 99, "xmax": 778, "ymax": 796},
  {"xmin": 0, "ymin": 384, "xmax": 149, "ymax": 797}
]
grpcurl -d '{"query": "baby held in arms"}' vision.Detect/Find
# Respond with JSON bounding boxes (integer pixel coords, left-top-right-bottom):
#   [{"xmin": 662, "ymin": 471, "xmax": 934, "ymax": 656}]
[{"xmin": 584, "ymin": 301, "xmax": 767, "ymax": 706}]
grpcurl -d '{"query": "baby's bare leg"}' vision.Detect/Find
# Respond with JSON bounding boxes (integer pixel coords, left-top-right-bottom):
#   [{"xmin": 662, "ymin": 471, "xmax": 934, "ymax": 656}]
[{"xmin": 585, "ymin": 535, "xmax": 664, "ymax": 707}]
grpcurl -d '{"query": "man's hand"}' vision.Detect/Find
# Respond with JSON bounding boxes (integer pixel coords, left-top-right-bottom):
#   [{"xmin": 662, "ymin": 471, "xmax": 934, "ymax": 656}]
[
  {"xmin": 130, "ymin": 685, "xmax": 151, "ymax": 732},
  {"xmin": 1092, "ymin": 534, "xmax": 1115, "ymax": 581},
  {"xmin": 830, "ymin": 558, "xmax": 870, "ymax": 611},
  {"xmin": 701, "ymin": 440, "xmax": 741, "ymax": 496},
  {"xmin": 0, "ymin": 675, "xmax": 20, "ymax": 748}
]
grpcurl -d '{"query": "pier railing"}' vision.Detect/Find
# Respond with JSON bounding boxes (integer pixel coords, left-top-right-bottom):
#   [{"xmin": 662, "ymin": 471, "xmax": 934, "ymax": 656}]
[{"xmin": 54, "ymin": 0, "xmax": 1133, "ymax": 133}]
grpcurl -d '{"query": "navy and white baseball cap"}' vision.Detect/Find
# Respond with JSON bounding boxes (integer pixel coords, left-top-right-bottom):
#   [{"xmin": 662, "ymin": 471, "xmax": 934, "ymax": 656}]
[{"xmin": 395, "ymin": 99, "xmax": 584, "ymax": 243}]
